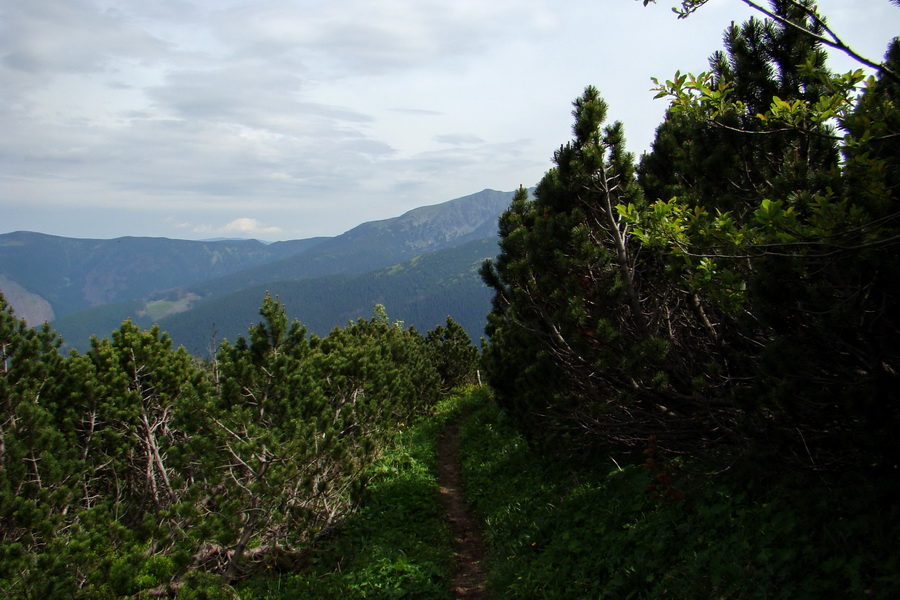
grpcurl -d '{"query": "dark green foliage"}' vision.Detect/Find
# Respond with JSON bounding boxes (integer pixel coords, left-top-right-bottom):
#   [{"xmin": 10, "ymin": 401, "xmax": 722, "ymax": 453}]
[
  {"xmin": 425, "ymin": 317, "xmax": 479, "ymax": 392},
  {"xmin": 0, "ymin": 295, "xmax": 70, "ymax": 596},
  {"xmin": 482, "ymin": 0, "xmax": 900, "ymax": 469},
  {"xmin": 639, "ymin": 13, "xmax": 838, "ymax": 216},
  {"xmin": 481, "ymin": 90, "xmax": 686, "ymax": 449},
  {"xmin": 458, "ymin": 393, "xmax": 900, "ymax": 599},
  {"xmin": 239, "ymin": 393, "xmax": 462, "ymax": 600},
  {"xmin": 636, "ymin": 2, "xmax": 900, "ymax": 466},
  {"xmin": 1, "ymin": 306, "xmax": 208, "ymax": 597},
  {"xmin": 0, "ymin": 292, "xmax": 450, "ymax": 597}
]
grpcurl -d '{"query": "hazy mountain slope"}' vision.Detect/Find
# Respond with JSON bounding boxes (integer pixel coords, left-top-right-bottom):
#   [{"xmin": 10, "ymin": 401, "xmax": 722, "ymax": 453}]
[
  {"xmin": 54, "ymin": 237, "xmax": 498, "ymax": 355},
  {"xmin": 3, "ymin": 189, "xmax": 513, "ymax": 329},
  {"xmin": 162, "ymin": 236, "xmax": 497, "ymax": 355},
  {"xmin": 25, "ymin": 188, "xmax": 515, "ymax": 351},
  {"xmin": 0, "ymin": 275, "xmax": 55, "ymax": 324},
  {"xmin": 179, "ymin": 189, "xmax": 514, "ymax": 301},
  {"xmin": 50, "ymin": 300, "xmax": 146, "ymax": 352},
  {"xmin": 0, "ymin": 232, "xmax": 328, "ymax": 321}
]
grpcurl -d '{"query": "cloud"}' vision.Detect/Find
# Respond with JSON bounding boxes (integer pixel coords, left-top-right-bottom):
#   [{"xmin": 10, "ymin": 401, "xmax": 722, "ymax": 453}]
[
  {"xmin": 200, "ymin": 217, "xmax": 283, "ymax": 238},
  {"xmin": 0, "ymin": 0, "xmax": 167, "ymax": 76},
  {"xmin": 390, "ymin": 108, "xmax": 443, "ymax": 117},
  {"xmin": 146, "ymin": 65, "xmax": 307, "ymax": 123},
  {"xmin": 0, "ymin": 0, "xmax": 570, "ymax": 237},
  {"xmin": 434, "ymin": 133, "xmax": 485, "ymax": 146},
  {"xmin": 211, "ymin": 0, "xmax": 561, "ymax": 75}
]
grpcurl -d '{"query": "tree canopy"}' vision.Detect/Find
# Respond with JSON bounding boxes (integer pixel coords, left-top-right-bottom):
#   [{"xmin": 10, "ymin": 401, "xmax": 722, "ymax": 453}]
[{"xmin": 483, "ymin": 0, "xmax": 899, "ymax": 468}]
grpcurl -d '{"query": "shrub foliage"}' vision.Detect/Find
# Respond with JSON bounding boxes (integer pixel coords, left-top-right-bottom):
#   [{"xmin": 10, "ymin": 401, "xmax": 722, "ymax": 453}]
[
  {"xmin": 0, "ymin": 293, "xmax": 471, "ymax": 597},
  {"xmin": 481, "ymin": 0, "xmax": 900, "ymax": 469}
]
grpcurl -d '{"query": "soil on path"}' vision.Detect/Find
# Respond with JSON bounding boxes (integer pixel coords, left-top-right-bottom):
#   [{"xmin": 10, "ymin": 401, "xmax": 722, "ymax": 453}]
[{"xmin": 437, "ymin": 418, "xmax": 489, "ymax": 599}]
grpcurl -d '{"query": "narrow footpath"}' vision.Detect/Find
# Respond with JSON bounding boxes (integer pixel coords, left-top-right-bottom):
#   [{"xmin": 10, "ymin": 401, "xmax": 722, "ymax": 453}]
[{"xmin": 436, "ymin": 419, "xmax": 489, "ymax": 599}]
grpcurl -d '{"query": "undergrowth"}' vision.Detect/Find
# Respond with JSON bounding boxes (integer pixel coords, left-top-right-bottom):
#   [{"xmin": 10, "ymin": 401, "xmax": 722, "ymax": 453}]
[
  {"xmin": 236, "ymin": 388, "xmax": 899, "ymax": 599},
  {"xmin": 457, "ymin": 393, "xmax": 900, "ymax": 599},
  {"xmin": 236, "ymin": 393, "xmax": 467, "ymax": 599}
]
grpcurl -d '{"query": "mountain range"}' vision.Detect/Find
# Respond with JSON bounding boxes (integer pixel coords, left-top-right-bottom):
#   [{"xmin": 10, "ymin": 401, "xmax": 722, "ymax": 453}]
[{"xmin": 0, "ymin": 189, "xmax": 514, "ymax": 355}]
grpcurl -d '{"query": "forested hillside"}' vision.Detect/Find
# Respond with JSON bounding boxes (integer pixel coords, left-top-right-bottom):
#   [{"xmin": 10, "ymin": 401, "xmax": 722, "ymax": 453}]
[
  {"xmin": 0, "ymin": 232, "xmax": 328, "ymax": 320},
  {"xmin": 166, "ymin": 189, "xmax": 514, "ymax": 302},
  {"xmin": 154, "ymin": 237, "xmax": 496, "ymax": 355},
  {"xmin": 52, "ymin": 237, "xmax": 497, "ymax": 355}
]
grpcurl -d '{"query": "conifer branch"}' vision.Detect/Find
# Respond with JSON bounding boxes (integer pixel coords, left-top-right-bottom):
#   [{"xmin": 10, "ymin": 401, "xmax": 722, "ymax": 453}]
[
  {"xmin": 652, "ymin": 0, "xmax": 899, "ymax": 82},
  {"xmin": 738, "ymin": 0, "xmax": 899, "ymax": 82}
]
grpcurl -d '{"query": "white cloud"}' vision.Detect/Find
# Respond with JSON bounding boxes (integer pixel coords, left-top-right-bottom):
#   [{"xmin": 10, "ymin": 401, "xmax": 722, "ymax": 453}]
[
  {"xmin": 0, "ymin": 0, "xmax": 167, "ymax": 76},
  {"xmin": 209, "ymin": 0, "xmax": 560, "ymax": 75},
  {"xmin": 195, "ymin": 217, "xmax": 283, "ymax": 238}
]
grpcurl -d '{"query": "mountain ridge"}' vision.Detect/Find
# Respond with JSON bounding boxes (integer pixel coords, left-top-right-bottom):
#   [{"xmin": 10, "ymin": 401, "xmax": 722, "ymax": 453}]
[
  {"xmin": 0, "ymin": 231, "xmax": 329, "ymax": 318},
  {"xmin": 1, "ymin": 189, "xmax": 515, "ymax": 352},
  {"xmin": 177, "ymin": 188, "xmax": 513, "ymax": 299}
]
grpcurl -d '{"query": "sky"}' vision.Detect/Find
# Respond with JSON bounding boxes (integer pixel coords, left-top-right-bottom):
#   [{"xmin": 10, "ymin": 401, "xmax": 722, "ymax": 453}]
[{"xmin": 1, "ymin": 0, "xmax": 898, "ymax": 241}]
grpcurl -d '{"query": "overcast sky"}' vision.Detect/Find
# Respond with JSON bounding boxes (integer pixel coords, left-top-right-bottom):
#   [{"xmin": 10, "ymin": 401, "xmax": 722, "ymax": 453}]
[{"xmin": 2, "ymin": 0, "xmax": 898, "ymax": 241}]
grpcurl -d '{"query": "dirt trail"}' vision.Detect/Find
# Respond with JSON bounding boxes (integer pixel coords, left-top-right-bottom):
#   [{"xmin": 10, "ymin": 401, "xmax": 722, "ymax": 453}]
[{"xmin": 437, "ymin": 419, "xmax": 489, "ymax": 599}]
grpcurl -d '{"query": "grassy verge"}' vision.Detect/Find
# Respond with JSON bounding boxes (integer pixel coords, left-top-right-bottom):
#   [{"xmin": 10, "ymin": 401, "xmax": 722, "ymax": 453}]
[
  {"xmin": 236, "ymin": 394, "xmax": 467, "ymax": 599},
  {"xmin": 457, "ymin": 393, "xmax": 900, "ymax": 599}
]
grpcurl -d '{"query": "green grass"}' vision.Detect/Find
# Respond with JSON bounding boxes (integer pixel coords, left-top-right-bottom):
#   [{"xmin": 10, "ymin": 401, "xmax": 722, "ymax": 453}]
[
  {"xmin": 142, "ymin": 294, "xmax": 198, "ymax": 320},
  {"xmin": 456, "ymin": 394, "xmax": 900, "ymax": 599},
  {"xmin": 234, "ymin": 388, "xmax": 899, "ymax": 599},
  {"xmin": 236, "ymin": 393, "xmax": 468, "ymax": 599}
]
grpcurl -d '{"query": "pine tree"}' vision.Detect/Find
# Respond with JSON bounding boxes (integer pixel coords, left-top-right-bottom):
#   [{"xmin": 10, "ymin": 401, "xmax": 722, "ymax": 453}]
[
  {"xmin": 482, "ymin": 88, "xmax": 677, "ymax": 448},
  {"xmin": 484, "ymin": 1, "xmax": 900, "ymax": 466},
  {"xmin": 425, "ymin": 316, "xmax": 479, "ymax": 392},
  {"xmin": 205, "ymin": 297, "xmax": 443, "ymax": 581},
  {"xmin": 1, "ymin": 298, "xmax": 213, "ymax": 597},
  {"xmin": 206, "ymin": 293, "xmax": 331, "ymax": 580},
  {"xmin": 0, "ymin": 293, "xmax": 72, "ymax": 596},
  {"xmin": 632, "ymin": 0, "xmax": 900, "ymax": 466},
  {"xmin": 639, "ymin": 0, "xmax": 838, "ymax": 216}
]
